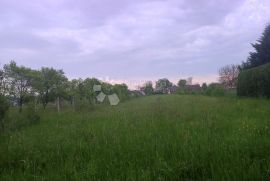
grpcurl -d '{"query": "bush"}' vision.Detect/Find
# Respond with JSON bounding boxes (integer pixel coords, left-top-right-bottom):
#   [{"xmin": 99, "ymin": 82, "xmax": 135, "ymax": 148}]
[
  {"xmin": 205, "ymin": 83, "xmax": 225, "ymax": 96},
  {"xmin": 3, "ymin": 102, "xmax": 41, "ymax": 131},
  {"xmin": 237, "ymin": 63, "xmax": 270, "ymax": 98},
  {"xmin": 75, "ymin": 98, "xmax": 95, "ymax": 112},
  {"xmin": 0, "ymin": 95, "xmax": 9, "ymax": 131},
  {"xmin": 25, "ymin": 102, "xmax": 40, "ymax": 125}
]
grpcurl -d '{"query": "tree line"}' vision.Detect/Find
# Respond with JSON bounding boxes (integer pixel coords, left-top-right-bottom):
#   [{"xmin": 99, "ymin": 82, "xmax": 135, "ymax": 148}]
[{"xmin": 0, "ymin": 61, "xmax": 130, "ymax": 113}]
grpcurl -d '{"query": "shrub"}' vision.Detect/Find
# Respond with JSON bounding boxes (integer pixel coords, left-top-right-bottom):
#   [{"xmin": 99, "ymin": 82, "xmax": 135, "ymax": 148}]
[
  {"xmin": 205, "ymin": 83, "xmax": 225, "ymax": 96},
  {"xmin": 237, "ymin": 63, "xmax": 270, "ymax": 98},
  {"xmin": 4, "ymin": 102, "xmax": 41, "ymax": 131},
  {"xmin": 75, "ymin": 98, "xmax": 95, "ymax": 112},
  {"xmin": 0, "ymin": 95, "xmax": 9, "ymax": 131},
  {"xmin": 25, "ymin": 102, "xmax": 40, "ymax": 125}
]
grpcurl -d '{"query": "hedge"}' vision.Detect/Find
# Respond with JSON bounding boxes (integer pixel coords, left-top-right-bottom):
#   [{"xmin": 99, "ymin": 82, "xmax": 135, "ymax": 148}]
[
  {"xmin": 237, "ymin": 63, "xmax": 270, "ymax": 98},
  {"xmin": 205, "ymin": 83, "xmax": 225, "ymax": 96}
]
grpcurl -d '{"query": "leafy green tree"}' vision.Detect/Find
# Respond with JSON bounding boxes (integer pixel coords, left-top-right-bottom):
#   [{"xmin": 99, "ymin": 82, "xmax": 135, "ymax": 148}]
[
  {"xmin": 32, "ymin": 67, "xmax": 67, "ymax": 110},
  {"xmin": 74, "ymin": 78, "xmax": 85, "ymax": 101},
  {"xmin": 202, "ymin": 83, "xmax": 207, "ymax": 92},
  {"xmin": 101, "ymin": 82, "xmax": 114, "ymax": 95},
  {"xmin": 177, "ymin": 79, "xmax": 187, "ymax": 93},
  {"xmin": 66, "ymin": 79, "xmax": 80, "ymax": 109},
  {"xmin": 242, "ymin": 24, "xmax": 270, "ymax": 69},
  {"xmin": 53, "ymin": 70, "xmax": 68, "ymax": 113},
  {"xmin": 83, "ymin": 78, "xmax": 101, "ymax": 103},
  {"xmin": 4, "ymin": 61, "xmax": 35, "ymax": 112},
  {"xmin": 177, "ymin": 79, "xmax": 187, "ymax": 88},
  {"xmin": 156, "ymin": 78, "xmax": 172, "ymax": 91},
  {"xmin": 142, "ymin": 81, "xmax": 154, "ymax": 95},
  {"xmin": 113, "ymin": 83, "xmax": 129, "ymax": 100},
  {"xmin": 67, "ymin": 78, "xmax": 93, "ymax": 111}
]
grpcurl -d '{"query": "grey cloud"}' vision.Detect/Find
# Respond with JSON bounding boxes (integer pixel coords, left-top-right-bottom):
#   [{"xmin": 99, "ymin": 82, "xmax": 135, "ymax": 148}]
[{"xmin": 0, "ymin": 0, "xmax": 270, "ymax": 84}]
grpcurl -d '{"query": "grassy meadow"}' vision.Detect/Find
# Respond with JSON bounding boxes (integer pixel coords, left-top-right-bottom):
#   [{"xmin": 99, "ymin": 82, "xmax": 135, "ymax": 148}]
[{"xmin": 1, "ymin": 95, "xmax": 270, "ymax": 180}]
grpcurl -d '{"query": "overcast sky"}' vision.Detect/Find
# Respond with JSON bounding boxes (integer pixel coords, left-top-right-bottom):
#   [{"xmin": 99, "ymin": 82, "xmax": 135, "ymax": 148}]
[{"xmin": 0, "ymin": 0, "xmax": 270, "ymax": 88}]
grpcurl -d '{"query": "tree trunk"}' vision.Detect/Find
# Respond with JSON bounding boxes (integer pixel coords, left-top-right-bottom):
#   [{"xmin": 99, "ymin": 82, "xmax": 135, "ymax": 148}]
[{"xmin": 42, "ymin": 101, "xmax": 47, "ymax": 110}]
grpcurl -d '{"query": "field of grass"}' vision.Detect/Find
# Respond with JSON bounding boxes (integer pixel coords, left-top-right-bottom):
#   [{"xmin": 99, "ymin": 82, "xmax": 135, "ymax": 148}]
[{"xmin": 1, "ymin": 95, "xmax": 270, "ymax": 180}]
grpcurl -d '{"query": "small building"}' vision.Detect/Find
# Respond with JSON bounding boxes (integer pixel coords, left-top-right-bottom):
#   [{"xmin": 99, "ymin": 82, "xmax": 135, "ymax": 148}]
[
  {"xmin": 167, "ymin": 85, "xmax": 179, "ymax": 94},
  {"xmin": 186, "ymin": 84, "xmax": 202, "ymax": 93},
  {"xmin": 130, "ymin": 90, "xmax": 146, "ymax": 97},
  {"xmin": 154, "ymin": 88, "xmax": 167, "ymax": 94}
]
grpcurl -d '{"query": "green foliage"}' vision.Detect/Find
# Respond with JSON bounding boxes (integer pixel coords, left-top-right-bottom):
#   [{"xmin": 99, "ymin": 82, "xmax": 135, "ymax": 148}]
[
  {"xmin": 83, "ymin": 78, "xmax": 101, "ymax": 103},
  {"xmin": 74, "ymin": 98, "xmax": 95, "ymax": 112},
  {"xmin": 71, "ymin": 78, "xmax": 85, "ymax": 101},
  {"xmin": 0, "ymin": 95, "xmax": 9, "ymax": 131},
  {"xmin": 155, "ymin": 78, "xmax": 173, "ymax": 92},
  {"xmin": 24, "ymin": 102, "xmax": 40, "ymax": 125},
  {"xmin": 1, "ymin": 102, "xmax": 40, "ymax": 132},
  {"xmin": 53, "ymin": 71, "xmax": 69, "ymax": 105},
  {"xmin": 1, "ymin": 95, "xmax": 270, "ymax": 180},
  {"xmin": 237, "ymin": 63, "xmax": 270, "ymax": 98},
  {"xmin": 177, "ymin": 79, "xmax": 187, "ymax": 88},
  {"xmin": 113, "ymin": 83, "xmax": 129, "ymax": 101},
  {"xmin": 242, "ymin": 24, "xmax": 270, "ymax": 69},
  {"xmin": 0, "ymin": 96, "xmax": 9, "ymax": 120},
  {"xmin": 66, "ymin": 78, "xmax": 102, "ymax": 108},
  {"xmin": 3, "ymin": 61, "xmax": 36, "ymax": 112},
  {"xmin": 142, "ymin": 81, "xmax": 154, "ymax": 95},
  {"xmin": 202, "ymin": 83, "xmax": 207, "ymax": 91},
  {"xmin": 177, "ymin": 79, "xmax": 187, "ymax": 93},
  {"xmin": 101, "ymin": 82, "xmax": 113, "ymax": 95},
  {"xmin": 205, "ymin": 83, "xmax": 225, "ymax": 96},
  {"xmin": 32, "ymin": 67, "xmax": 68, "ymax": 109}
]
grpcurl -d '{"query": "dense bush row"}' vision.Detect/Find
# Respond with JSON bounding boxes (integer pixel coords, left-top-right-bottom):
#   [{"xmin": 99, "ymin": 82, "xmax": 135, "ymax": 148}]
[
  {"xmin": 237, "ymin": 63, "xmax": 270, "ymax": 98},
  {"xmin": 205, "ymin": 83, "xmax": 226, "ymax": 96}
]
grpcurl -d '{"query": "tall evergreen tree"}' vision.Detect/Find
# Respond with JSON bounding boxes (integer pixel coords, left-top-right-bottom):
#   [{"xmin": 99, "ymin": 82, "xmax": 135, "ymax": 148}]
[{"xmin": 242, "ymin": 24, "xmax": 270, "ymax": 69}]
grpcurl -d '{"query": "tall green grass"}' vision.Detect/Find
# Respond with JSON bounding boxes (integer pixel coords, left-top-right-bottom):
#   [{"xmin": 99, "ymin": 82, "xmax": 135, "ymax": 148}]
[{"xmin": 1, "ymin": 95, "xmax": 270, "ymax": 180}]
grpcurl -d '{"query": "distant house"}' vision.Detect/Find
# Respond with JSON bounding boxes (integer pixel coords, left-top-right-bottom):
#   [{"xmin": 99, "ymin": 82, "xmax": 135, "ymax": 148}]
[
  {"xmin": 154, "ymin": 88, "xmax": 167, "ymax": 94},
  {"xmin": 210, "ymin": 83, "xmax": 223, "ymax": 87},
  {"xmin": 139, "ymin": 87, "xmax": 146, "ymax": 93},
  {"xmin": 153, "ymin": 85, "xmax": 179, "ymax": 94},
  {"xmin": 138, "ymin": 90, "xmax": 146, "ymax": 96},
  {"xmin": 209, "ymin": 83, "xmax": 224, "ymax": 89},
  {"xmin": 186, "ymin": 84, "xmax": 202, "ymax": 93},
  {"xmin": 208, "ymin": 83, "xmax": 227, "ymax": 91},
  {"xmin": 167, "ymin": 85, "xmax": 179, "ymax": 94},
  {"xmin": 130, "ymin": 90, "xmax": 146, "ymax": 97}
]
